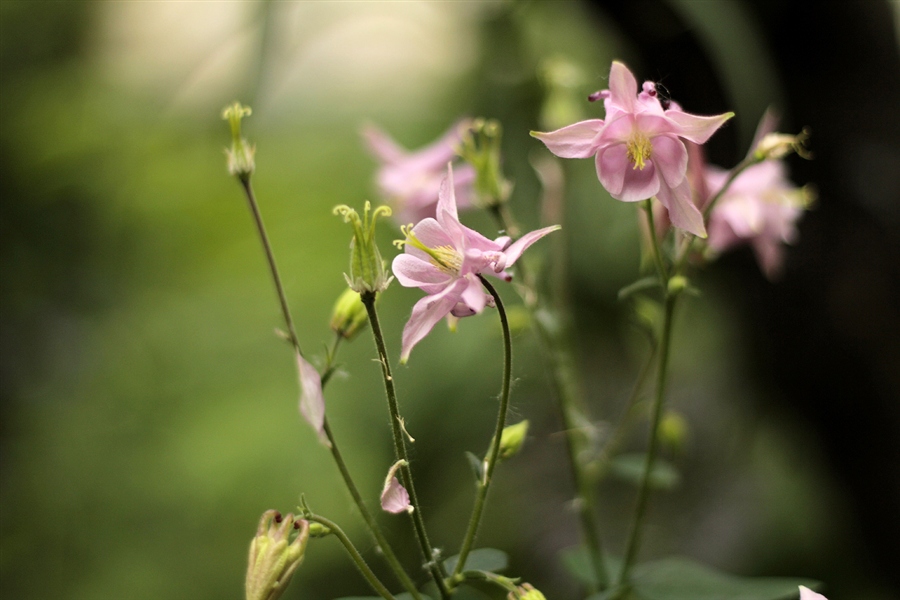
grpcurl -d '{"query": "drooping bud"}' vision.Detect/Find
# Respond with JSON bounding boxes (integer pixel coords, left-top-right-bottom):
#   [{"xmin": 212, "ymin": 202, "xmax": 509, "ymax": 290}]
[
  {"xmin": 753, "ymin": 128, "xmax": 811, "ymax": 161},
  {"xmin": 508, "ymin": 583, "xmax": 547, "ymax": 600},
  {"xmin": 329, "ymin": 287, "xmax": 369, "ymax": 340},
  {"xmin": 380, "ymin": 460, "xmax": 413, "ymax": 514},
  {"xmin": 246, "ymin": 510, "xmax": 310, "ymax": 600},
  {"xmin": 333, "ymin": 201, "xmax": 393, "ymax": 294},
  {"xmin": 497, "ymin": 420, "xmax": 529, "ymax": 461},
  {"xmin": 222, "ymin": 102, "xmax": 256, "ymax": 181},
  {"xmin": 458, "ymin": 118, "xmax": 513, "ymax": 209}
]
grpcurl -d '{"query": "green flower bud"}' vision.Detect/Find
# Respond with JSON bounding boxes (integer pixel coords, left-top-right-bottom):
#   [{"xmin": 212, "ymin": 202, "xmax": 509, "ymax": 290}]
[
  {"xmin": 222, "ymin": 102, "xmax": 256, "ymax": 181},
  {"xmin": 330, "ymin": 287, "xmax": 369, "ymax": 340},
  {"xmin": 458, "ymin": 118, "xmax": 513, "ymax": 209},
  {"xmin": 658, "ymin": 410, "xmax": 689, "ymax": 453},
  {"xmin": 246, "ymin": 510, "xmax": 309, "ymax": 600},
  {"xmin": 333, "ymin": 201, "xmax": 393, "ymax": 294},
  {"xmin": 508, "ymin": 583, "xmax": 547, "ymax": 600},
  {"xmin": 498, "ymin": 420, "xmax": 529, "ymax": 461}
]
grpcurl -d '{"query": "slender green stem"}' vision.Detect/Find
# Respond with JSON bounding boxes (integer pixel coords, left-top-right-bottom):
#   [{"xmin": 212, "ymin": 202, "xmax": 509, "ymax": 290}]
[
  {"xmin": 488, "ymin": 206, "xmax": 609, "ymax": 592},
  {"xmin": 619, "ymin": 292, "xmax": 677, "ymax": 583},
  {"xmin": 240, "ymin": 178, "xmax": 302, "ymax": 355},
  {"xmin": 643, "ymin": 199, "xmax": 669, "ymax": 284},
  {"xmin": 236, "ymin": 180, "xmax": 420, "ymax": 598},
  {"xmin": 450, "ymin": 570, "xmax": 520, "ymax": 595},
  {"xmin": 452, "ymin": 276, "xmax": 513, "ymax": 577},
  {"xmin": 307, "ymin": 514, "xmax": 396, "ymax": 600},
  {"xmin": 361, "ymin": 292, "xmax": 451, "ymax": 600}
]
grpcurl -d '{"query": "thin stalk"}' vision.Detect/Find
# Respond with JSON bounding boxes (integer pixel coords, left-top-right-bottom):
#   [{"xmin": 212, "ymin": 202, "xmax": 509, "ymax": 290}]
[
  {"xmin": 643, "ymin": 199, "xmax": 669, "ymax": 283},
  {"xmin": 240, "ymin": 178, "xmax": 302, "ymax": 355},
  {"xmin": 488, "ymin": 205, "xmax": 609, "ymax": 591},
  {"xmin": 618, "ymin": 292, "xmax": 677, "ymax": 582},
  {"xmin": 361, "ymin": 292, "xmax": 451, "ymax": 600},
  {"xmin": 307, "ymin": 514, "xmax": 396, "ymax": 600},
  {"xmin": 237, "ymin": 180, "xmax": 420, "ymax": 598},
  {"xmin": 452, "ymin": 276, "xmax": 513, "ymax": 577}
]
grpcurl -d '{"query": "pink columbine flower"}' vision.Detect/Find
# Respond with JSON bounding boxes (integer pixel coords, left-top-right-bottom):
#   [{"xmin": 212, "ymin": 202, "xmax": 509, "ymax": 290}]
[
  {"xmin": 705, "ymin": 113, "xmax": 813, "ymax": 279},
  {"xmin": 532, "ymin": 61, "xmax": 733, "ymax": 237},
  {"xmin": 392, "ymin": 164, "xmax": 559, "ymax": 362},
  {"xmin": 799, "ymin": 586, "xmax": 827, "ymax": 600},
  {"xmin": 297, "ymin": 353, "xmax": 329, "ymax": 448},
  {"xmin": 380, "ymin": 460, "xmax": 413, "ymax": 514},
  {"xmin": 363, "ymin": 120, "xmax": 477, "ymax": 223}
]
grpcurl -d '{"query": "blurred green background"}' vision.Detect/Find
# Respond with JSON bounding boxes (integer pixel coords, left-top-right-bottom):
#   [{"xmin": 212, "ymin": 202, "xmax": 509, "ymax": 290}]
[{"xmin": 2, "ymin": 2, "xmax": 899, "ymax": 599}]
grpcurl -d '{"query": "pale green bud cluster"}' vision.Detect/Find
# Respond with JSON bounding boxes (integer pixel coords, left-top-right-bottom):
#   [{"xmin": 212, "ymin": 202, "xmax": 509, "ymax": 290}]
[
  {"xmin": 334, "ymin": 202, "xmax": 393, "ymax": 294},
  {"xmin": 330, "ymin": 287, "xmax": 369, "ymax": 340},
  {"xmin": 508, "ymin": 582, "xmax": 547, "ymax": 600},
  {"xmin": 222, "ymin": 102, "xmax": 256, "ymax": 181},
  {"xmin": 498, "ymin": 420, "xmax": 529, "ymax": 461},
  {"xmin": 246, "ymin": 510, "xmax": 309, "ymax": 600},
  {"xmin": 753, "ymin": 128, "xmax": 811, "ymax": 161},
  {"xmin": 458, "ymin": 118, "xmax": 513, "ymax": 208}
]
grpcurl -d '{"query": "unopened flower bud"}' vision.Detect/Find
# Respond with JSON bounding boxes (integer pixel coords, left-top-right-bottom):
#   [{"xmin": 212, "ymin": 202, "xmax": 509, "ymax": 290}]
[
  {"xmin": 307, "ymin": 522, "xmax": 331, "ymax": 538},
  {"xmin": 658, "ymin": 410, "xmax": 688, "ymax": 453},
  {"xmin": 508, "ymin": 583, "xmax": 547, "ymax": 600},
  {"xmin": 498, "ymin": 420, "xmax": 529, "ymax": 461},
  {"xmin": 246, "ymin": 510, "xmax": 309, "ymax": 600},
  {"xmin": 753, "ymin": 128, "xmax": 811, "ymax": 161},
  {"xmin": 333, "ymin": 201, "xmax": 393, "ymax": 294},
  {"xmin": 330, "ymin": 287, "xmax": 369, "ymax": 340},
  {"xmin": 458, "ymin": 118, "xmax": 513, "ymax": 208},
  {"xmin": 222, "ymin": 102, "xmax": 256, "ymax": 181}
]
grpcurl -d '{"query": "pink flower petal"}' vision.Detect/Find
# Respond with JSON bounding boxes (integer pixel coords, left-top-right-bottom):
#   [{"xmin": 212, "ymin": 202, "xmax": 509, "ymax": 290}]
[
  {"xmin": 380, "ymin": 477, "xmax": 411, "ymax": 514},
  {"xmin": 297, "ymin": 353, "xmax": 330, "ymax": 448},
  {"xmin": 619, "ymin": 161, "xmax": 660, "ymax": 202},
  {"xmin": 608, "ymin": 61, "xmax": 638, "ymax": 113},
  {"xmin": 650, "ymin": 134, "xmax": 688, "ymax": 187},
  {"xmin": 400, "ymin": 278, "xmax": 468, "ymax": 362},
  {"xmin": 531, "ymin": 119, "xmax": 605, "ymax": 158},
  {"xmin": 459, "ymin": 274, "xmax": 488, "ymax": 314},
  {"xmin": 361, "ymin": 124, "xmax": 406, "ymax": 163},
  {"xmin": 799, "ymin": 586, "xmax": 827, "ymax": 600},
  {"xmin": 502, "ymin": 225, "xmax": 561, "ymax": 267},
  {"xmin": 665, "ymin": 110, "xmax": 734, "ymax": 144},
  {"xmin": 392, "ymin": 254, "xmax": 453, "ymax": 291},
  {"xmin": 596, "ymin": 144, "xmax": 629, "ymax": 197},
  {"xmin": 656, "ymin": 178, "xmax": 706, "ymax": 237}
]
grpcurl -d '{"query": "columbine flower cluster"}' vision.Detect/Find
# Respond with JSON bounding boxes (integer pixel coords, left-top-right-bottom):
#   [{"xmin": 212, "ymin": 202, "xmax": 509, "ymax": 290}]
[{"xmin": 391, "ymin": 164, "xmax": 559, "ymax": 362}]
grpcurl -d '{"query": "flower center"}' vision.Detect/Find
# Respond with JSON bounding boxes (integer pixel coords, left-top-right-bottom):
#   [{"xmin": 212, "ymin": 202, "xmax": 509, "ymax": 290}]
[
  {"xmin": 396, "ymin": 226, "xmax": 462, "ymax": 275},
  {"xmin": 626, "ymin": 132, "xmax": 652, "ymax": 170}
]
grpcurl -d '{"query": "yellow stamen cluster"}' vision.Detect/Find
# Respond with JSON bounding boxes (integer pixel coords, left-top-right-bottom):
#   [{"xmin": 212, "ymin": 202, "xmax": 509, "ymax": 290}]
[
  {"xmin": 395, "ymin": 225, "xmax": 462, "ymax": 275},
  {"xmin": 627, "ymin": 131, "xmax": 652, "ymax": 170}
]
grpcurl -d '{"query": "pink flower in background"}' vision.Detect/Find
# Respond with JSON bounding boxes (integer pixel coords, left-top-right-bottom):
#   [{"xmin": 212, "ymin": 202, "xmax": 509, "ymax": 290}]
[
  {"xmin": 705, "ymin": 112, "xmax": 812, "ymax": 279},
  {"xmin": 392, "ymin": 165, "xmax": 559, "ymax": 362},
  {"xmin": 362, "ymin": 120, "xmax": 476, "ymax": 223},
  {"xmin": 532, "ymin": 61, "xmax": 733, "ymax": 237},
  {"xmin": 705, "ymin": 160, "xmax": 809, "ymax": 279}
]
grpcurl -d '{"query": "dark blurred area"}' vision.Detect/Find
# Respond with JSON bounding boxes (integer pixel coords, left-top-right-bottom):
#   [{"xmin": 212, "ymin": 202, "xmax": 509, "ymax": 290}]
[{"xmin": 2, "ymin": 1, "xmax": 898, "ymax": 599}]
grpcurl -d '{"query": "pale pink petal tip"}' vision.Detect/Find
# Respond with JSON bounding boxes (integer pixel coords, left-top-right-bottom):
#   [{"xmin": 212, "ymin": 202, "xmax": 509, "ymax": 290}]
[
  {"xmin": 380, "ymin": 461, "xmax": 413, "ymax": 514},
  {"xmin": 799, "ymin": 586, "xmax": 827, "ymax": 600},
  {"xmin": 297, "ymin": 353, "xmax": 331, "ymax": 448}
]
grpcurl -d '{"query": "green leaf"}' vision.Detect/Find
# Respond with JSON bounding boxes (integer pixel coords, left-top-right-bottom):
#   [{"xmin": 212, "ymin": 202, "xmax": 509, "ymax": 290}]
[
  {"xmin": 609, "ymin": 453, "xmax": 681, "ymax": 490},
  {"xmin": 559, "ymin": 546, "xmax": 621, "ymax": 589},
  {"xmin": 618, "ymin": 277, "xmax": 661, "ymax": 300},
  {"xmin": 444, "ymin": 548, "xmax": 508, "ymax": 574},
  {"xmin": 465, "ymin": 451, "xmax": 484, "ymax": 483},
  {"xmin": 631, "ymin": 557, "xmax": 820, "ymax": 600}
]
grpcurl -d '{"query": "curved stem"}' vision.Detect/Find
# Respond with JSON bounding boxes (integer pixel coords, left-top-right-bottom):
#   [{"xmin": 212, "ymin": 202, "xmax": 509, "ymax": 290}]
[
  {"xmin": 453, "ymin": 276, "xmax": 513, "ymax": 577},
  {"xmin": 361, "ymin": 291, "xmax": 451, "ymax": 600},
  {"xmin": 307, "ymin": 514, "xmax": 396, "ymax": 600},
  {"xmin": 643, "ymin": 199, "xmax": 668, "ymax": 283},
  {"xmin": 619, "ymin": 292, "xmax": 677, "ymax": 582},
  {"xmin": 236, "ymin": 181, "xmax": 420, "ymax": 598},
  {"xmin": 488, "ymin": 206, "xmax": 609, "ymax": 592},
  {"xmin": 240, "ymin": 178, "xmax": 302, "ymax": 355}
]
